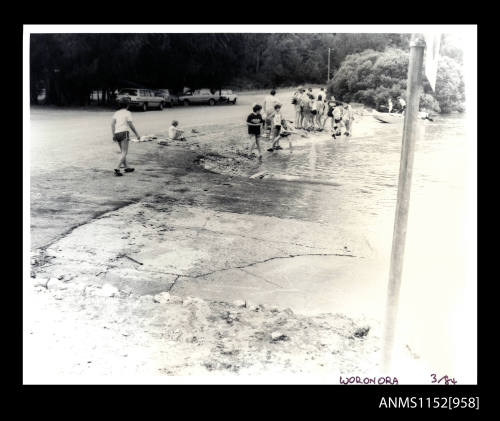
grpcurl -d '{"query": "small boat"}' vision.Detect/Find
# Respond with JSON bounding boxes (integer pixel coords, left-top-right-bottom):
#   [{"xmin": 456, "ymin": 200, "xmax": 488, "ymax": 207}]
[
  {"xmin": 373, "ymin": 111, "xmax": 434, "ymax": 124},
  {"xmin": 372, "ymin": 112, "xmax": 404, "ymax": 124}
]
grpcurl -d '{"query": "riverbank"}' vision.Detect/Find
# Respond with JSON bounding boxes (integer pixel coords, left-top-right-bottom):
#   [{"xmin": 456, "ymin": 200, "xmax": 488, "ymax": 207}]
[{"xmin": 160, "ymin": 107, "xmax": 390, "ymax": 179}]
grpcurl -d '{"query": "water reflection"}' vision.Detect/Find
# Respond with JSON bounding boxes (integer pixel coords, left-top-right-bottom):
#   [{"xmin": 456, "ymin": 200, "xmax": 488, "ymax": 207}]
[{"xmin": 259, "ymin": 115, "xmax": 467, "ymax": 233}]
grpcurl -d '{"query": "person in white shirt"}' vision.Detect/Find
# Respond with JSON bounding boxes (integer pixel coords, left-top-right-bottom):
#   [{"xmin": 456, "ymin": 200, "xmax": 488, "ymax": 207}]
[
  {"xmin": 342, "ymin": 101, "xmax": 355, "ymax": 136},
  {"xmin": 316, "ymin": 95, "xmax": 326, "ymax": 129},
  {"xmin": 263, "ymin": 89, "xmax": 280, "ymax": 138},
  {"xmin": 168, "ymin": 120, "xmax": 186, "ymax": 140},
  {"xmin": 332, "ymin": 103, "xmax": 343, "ymax": 137},
  {"xmin": 398, "ymin": 97, "xmax": 406, "ymax": 113},
  {"xmin": 111, "ymin": 99, "xmax": 140, "ymax": 176},
  {"xmin": 268, "ymin": 104, "xmax": 287, "ymax": 152},
  {"xmin": 293, "ymin": 87, "xmax": 305, "ymax": 129},
  {"xmin": 323, "ymin": 99, "xmax": 337, "ymax": 133},
  {"xmin": 388, "ymin": 97, "xmax": 393, "ymax": 113},
  {"xmin": 299, "ymin": 90, "xmax": 310, "ymax": 129}
]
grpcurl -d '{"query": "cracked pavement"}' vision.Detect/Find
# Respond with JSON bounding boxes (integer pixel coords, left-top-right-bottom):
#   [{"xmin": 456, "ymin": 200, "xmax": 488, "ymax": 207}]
[{"xmin": 33, "ymin": 202, "xmax": 385, "ymax": 317}]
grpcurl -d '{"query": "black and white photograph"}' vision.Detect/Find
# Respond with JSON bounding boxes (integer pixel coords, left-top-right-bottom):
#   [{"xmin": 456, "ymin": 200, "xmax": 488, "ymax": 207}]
[{"xmin": 23, "ymin": 25, "xmax": 477, "ymax": 387}]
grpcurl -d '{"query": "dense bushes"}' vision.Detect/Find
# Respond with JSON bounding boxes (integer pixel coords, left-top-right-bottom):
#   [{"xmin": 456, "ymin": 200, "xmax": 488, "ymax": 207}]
[
  {"xmin": 434, "ymin": 56, "xmax": 466, "ymax": 113},
  {"xmin": 327, "ymin": 47, "xmax": 464, "ymax": 113}
]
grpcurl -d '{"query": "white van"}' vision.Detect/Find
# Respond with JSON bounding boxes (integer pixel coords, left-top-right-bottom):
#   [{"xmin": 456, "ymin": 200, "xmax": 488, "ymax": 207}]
[{"xmin": 116, "ymin": 88, "xmax": 164, "ymax": 111}]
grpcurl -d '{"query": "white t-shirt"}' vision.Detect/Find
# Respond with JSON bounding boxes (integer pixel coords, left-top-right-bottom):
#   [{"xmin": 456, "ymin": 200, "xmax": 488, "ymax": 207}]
[
  {"xmin": 333, "ymin": 107, "xmax": 343, "ymax": 120},
  {"xmin": 343, "ymin": 105, "xmax": 353, "ymax": 120},
  {"xmin": 112, "ymin": 109, "xmax": 133, "ymax": 133},
  {"xmin": 168, "ymin": 125, "xmax": 181, "ymax": 139},
  {"xmin": 273, "ymin": 112, "xmax": 283, "ymax": 126},
  {"xmin": 264, "ymin": 95, "xmax": 279, "ymax": 113}
]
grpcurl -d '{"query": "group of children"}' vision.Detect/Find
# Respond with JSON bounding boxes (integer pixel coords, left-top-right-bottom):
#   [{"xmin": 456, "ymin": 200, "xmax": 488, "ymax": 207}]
[
  {"xmin": 293, "ymin": 86, "xmax": 355, "ymax": 137},
  {"xmin": 112, "ymin": 88, "xmax": 356, "ymax": 175},
  {"xmin": 246, "ymin": 87, "xmax": 356, "ymax": 160},
  {"xmin": 246, "ymin": 102, "xmax": 291, "ymax": 160}
]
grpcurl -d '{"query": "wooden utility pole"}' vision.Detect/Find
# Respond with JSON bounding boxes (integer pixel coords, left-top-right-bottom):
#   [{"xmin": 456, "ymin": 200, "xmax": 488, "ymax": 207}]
[
  {"xmin": 327, "ymin": 48, "xmax": 331, "ymax": 83},
  {"xmin": 382, "ymin": 34, "xmax": 426, "ymax": 372}
]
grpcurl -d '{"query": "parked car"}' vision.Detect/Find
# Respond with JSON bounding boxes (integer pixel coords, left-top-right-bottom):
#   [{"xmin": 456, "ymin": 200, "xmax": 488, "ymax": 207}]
[
  {"xmin": 116, "ymin": 88, "xmax": 164, "ymax": 111},
  {"xmin": 178, "ymin": 89, "xmax": 220, "ymax": 106},
  {"xmin": 219, "ymin": 89, "xmax": 237, "ymax": 104},
  {"xmin": 154, "ymin": 89, "xmax": 179, "ymax": 107}
]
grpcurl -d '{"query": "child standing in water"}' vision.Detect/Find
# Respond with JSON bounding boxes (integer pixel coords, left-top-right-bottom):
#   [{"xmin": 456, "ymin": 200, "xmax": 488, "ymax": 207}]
[
  {"xmin": 246, "ymin": 104, "xmax": 264, "ymax": 160},
  {"xmin": 323, "ymin": 99, "xmax": 336, "ymax": 135},
  {"xmin": 293, "ymin": 87, "xmax": 305, "ymax": 129},
  {"xmin": 332, "ymin": 102, "xmax": 343, "ymax": 137},
  {"xmin": 268, "ymin": 104, "xmax": 287, "ymax": 152},
  {"xmin": 316, "ymin": 95, "xmax": 326, "ymax": 130},
  {"xmin": 342, "ymin": 101, "xmax": 354, "ymax": 136},
  {"xmin": 303, "ymin": 94, "xmax": 314, "ymax": 130},
  {"xmin": 310, "ymin": 96, "xmax": 318, "ymax": 130}
]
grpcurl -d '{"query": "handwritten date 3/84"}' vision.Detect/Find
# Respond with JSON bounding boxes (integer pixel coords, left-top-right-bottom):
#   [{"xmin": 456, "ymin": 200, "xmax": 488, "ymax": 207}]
[{"xmin": 431, "ymin": 374, "xmax": 457, "ymax": 384}]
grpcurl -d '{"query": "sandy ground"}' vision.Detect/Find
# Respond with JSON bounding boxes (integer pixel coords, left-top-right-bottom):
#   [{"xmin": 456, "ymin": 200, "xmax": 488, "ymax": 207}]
[
  {"xmin": 27, "ymin": 95, "xmax": 449, "ymax": 382},
  {"xmin": 25, "ymin": 280, "xmax": 391, "ymax": 381}
]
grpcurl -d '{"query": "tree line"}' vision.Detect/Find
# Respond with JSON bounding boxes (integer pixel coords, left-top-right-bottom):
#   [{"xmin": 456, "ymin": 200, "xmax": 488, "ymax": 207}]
[
  {"xmin": 30, "ymin": 32, "xmax": 464, "ymax": 112},
  {"xmin": 327, "ymin": 34, "xmax": 465, "ymax": 113}
]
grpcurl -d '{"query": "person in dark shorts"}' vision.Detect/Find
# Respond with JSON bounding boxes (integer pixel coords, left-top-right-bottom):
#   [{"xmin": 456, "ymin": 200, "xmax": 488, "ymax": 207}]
[
  {"xmin": 111, "ymin": 99, "xmax": 141, "ymax": 176},
  {"xmin": 268, "ymin": 103, "xmax": 287, "ymax": 152},
  {"xmin": 333, "ymin": 102, "xmax": 343, "ymax": 137},
  {"xmin": 246, "ymin": 104, "xmax": 264, "ymax": 160},
  {"xmin": 323, "ymin": 99, "xmax": 336, "ymax": 136},
  {"xmin": 302, "ymin": 94, "xmax": 314, "ymax": 130}
]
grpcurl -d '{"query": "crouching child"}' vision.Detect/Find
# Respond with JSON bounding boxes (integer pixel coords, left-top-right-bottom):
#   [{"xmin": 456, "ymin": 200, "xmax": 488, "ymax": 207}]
[{"xmin": 168, "ymin": 120, "xmax": 186, "ymax": 141}]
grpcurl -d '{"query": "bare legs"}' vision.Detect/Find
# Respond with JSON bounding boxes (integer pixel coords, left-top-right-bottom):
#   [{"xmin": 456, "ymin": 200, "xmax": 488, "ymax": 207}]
[
  {"xmin": 315, "ymin": 112, "xmax": 322, "ymax": 130},
  {"xmin": 295, "ymin": 108, "xmax": 302, "ymax": 129},
  {"xmin": 248, "ymin": 134, "xmax": 262, "ymax": 159},
  {"xmin": 271, "ymin": 129, "xmax": 281, "ymax": 150},
  {"xmin": 117, "ymin": 139, "xmax": 129, "ymax": 169},
  {"xmin": 344, "ymin": 119, "xmax": 352, "ymax": 136}
]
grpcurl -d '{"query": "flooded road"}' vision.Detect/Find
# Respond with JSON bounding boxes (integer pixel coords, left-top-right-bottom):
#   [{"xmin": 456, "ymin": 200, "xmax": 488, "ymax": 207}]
[
  {"xmin": 29, "ymin": 100, "xmax": 475, "ymax": 381},
  {"xmin": 243, "ymin": 113, "xmax": 474, "ymax": 380},
  {"xmin": 259, "ymin": 114, "xmax": 466, "ymax": 223}
]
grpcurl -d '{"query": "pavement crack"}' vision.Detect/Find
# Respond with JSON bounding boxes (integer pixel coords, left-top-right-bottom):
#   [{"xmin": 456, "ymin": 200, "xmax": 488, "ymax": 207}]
[
  {"xmin": 167, "ymin": 275, "xmax": 181, "ymax": 291},
  {"xmin": 191, "ymin": 252, "xmax": 358, "ymax": 279}
]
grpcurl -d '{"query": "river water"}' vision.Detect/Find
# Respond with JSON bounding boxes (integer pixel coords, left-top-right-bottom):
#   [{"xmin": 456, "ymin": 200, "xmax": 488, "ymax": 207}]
[
  {"xmin": 254, "ymin": 112, "xmax": 474, "ymax": 381},
  {"xmin": 259, "ymin": 113, "xmax": 467, "ymax": 236}
]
